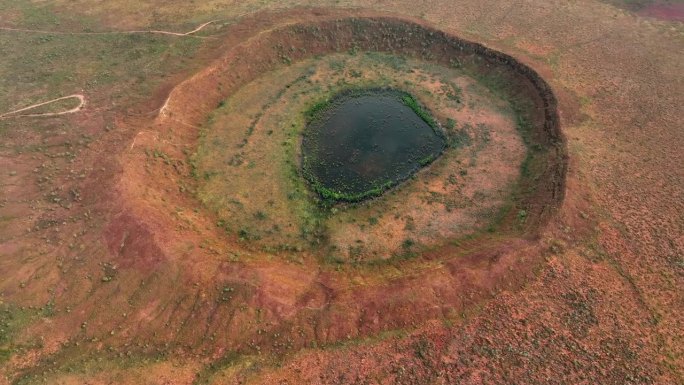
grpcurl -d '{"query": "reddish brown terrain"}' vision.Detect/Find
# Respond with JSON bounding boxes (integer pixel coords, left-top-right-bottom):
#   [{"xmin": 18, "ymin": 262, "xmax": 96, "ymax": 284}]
[{"xmin": 0, "ymin": 1, "xmax": 681, "ymax": 384}]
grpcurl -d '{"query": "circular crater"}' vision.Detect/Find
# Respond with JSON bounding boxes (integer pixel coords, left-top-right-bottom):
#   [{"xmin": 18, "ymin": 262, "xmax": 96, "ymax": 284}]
[
  {"xmin": 108, "ymin": 9, "xmax": 568, "ymax": 352},
  {"xmin": 125, "ymin": 10, "xmax": 567, "ymax": 266},
  {"xmin": 302, "ymin": 88, "xmax": 446, "ymax": 202}
]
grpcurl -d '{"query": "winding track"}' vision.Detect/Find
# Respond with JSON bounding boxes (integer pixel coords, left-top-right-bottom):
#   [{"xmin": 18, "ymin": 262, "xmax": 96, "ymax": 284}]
[
  {"xmin": 0, "ymin": 21, "xmax": 216, "ymax": 119},
  {"xmin": 0, "ymin": 20, "xmax": 216, "ymax": 37},
  {"xmin": 0, "ymin": 94, "xmax": 85, "ymax": 119}
]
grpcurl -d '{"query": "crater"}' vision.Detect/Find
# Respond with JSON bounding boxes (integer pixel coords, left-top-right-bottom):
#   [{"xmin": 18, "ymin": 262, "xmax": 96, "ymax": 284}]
[
  {"xmin": 121, "ymin": 8, "xmax": 567, "ymax": 265},
  {"xmin": 302, "ymin": 89, "xmax": 446, "ymax": 202},
  {"xmin": 109, "ymin": 7, "xmax": 569, "ymax": 352}
]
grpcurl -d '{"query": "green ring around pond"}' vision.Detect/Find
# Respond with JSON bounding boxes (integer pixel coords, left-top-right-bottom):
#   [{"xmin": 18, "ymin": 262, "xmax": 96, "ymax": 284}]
[{"xmin": 301, "ymin": 88, "xmax": 447, "ymax": 202}]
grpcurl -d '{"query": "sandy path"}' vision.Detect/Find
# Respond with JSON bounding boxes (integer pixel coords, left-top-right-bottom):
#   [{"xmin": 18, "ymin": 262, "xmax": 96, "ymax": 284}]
[
  {"xmin": 0, "ymin": 94, "xmax": 85, "ymax": 119},
  {"xmin": 0, "ymin": 20, "xmax": 216, "ymax": 38}
]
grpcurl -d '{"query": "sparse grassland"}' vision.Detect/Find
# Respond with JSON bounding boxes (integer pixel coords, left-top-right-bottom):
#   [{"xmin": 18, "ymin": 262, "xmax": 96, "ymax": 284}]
[{"xmin": 0, "ymin": 2, "xmax": 681, "ymax": 385}]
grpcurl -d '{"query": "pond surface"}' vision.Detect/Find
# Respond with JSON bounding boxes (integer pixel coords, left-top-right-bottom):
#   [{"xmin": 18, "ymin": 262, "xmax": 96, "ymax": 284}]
[{"xmin": 302, "ymin": 89, "xmax": 446, "ymax": 201}]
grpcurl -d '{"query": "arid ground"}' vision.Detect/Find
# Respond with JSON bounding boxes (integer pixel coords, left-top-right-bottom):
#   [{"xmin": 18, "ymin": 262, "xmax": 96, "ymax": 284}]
[{"xmin": 0, "ymin": 1, "xmax": 682, "ymax": 384}]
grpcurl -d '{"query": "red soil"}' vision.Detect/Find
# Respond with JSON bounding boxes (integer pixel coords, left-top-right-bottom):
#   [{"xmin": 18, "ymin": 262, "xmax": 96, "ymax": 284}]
[{"xmin": 0, "ymin": 3, "xmax": 681, "ymax": 385}]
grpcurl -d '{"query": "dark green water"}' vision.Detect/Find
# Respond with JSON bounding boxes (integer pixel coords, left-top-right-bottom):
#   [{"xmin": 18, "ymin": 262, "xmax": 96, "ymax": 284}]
[{"xmin": 302, "ymin": 89, "xmax": 446, "ymax": 202}]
